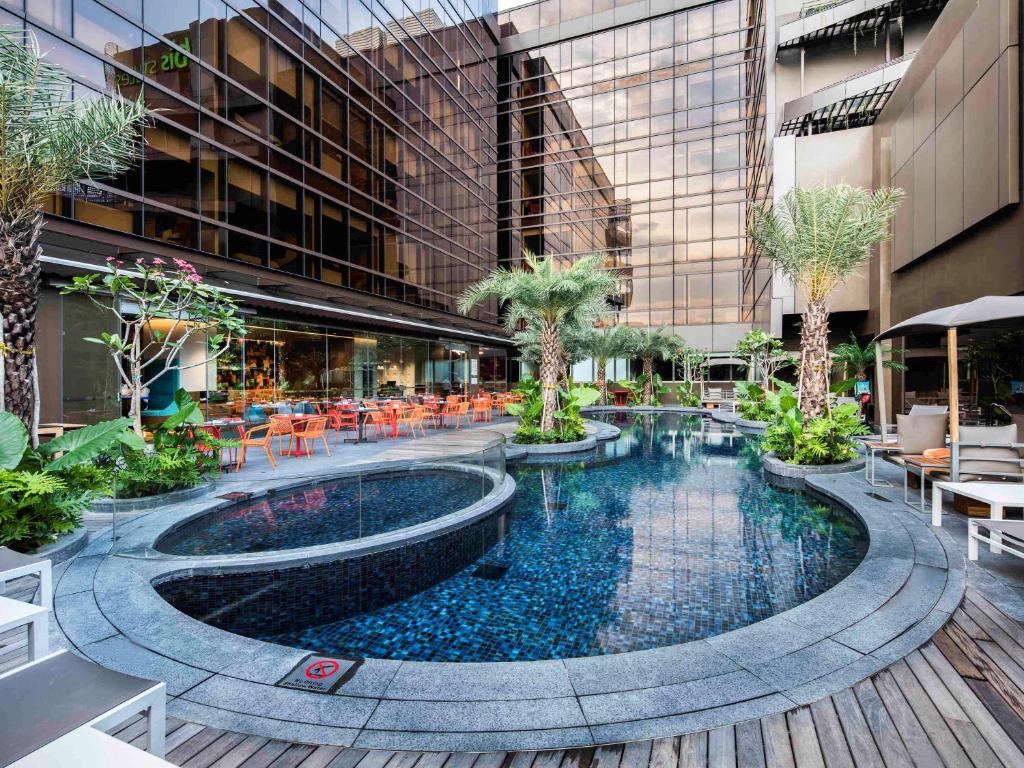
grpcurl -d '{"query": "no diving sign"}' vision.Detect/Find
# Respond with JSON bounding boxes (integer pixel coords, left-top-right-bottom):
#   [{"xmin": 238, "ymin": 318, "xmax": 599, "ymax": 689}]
[{"xmin": 277, "ymin": 653, "xmax": 363, "ymax": 694}]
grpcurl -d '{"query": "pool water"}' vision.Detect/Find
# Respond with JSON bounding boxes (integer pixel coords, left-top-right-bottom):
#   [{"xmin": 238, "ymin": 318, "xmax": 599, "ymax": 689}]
[
  {"xmin": 246, "ymin": 413, "xmax": 868, "ymax": 661},
  {"xmin": 155, "ymin": 469, "xmax": 488, "ymax": 555}
]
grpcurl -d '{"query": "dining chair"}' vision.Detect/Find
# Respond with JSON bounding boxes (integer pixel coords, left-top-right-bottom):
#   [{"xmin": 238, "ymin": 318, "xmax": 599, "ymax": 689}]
[
  {"xmin": 291, "ymin": 416, "xmax": 331, "ymax": 458},
  {"xmin": 236, "ymin": 424, "xmax": 277, "ymax": 470},
  {"xmin": 269, "ymin": 414, "xmax": 295, "ymax": 455},
  {"xmin": 328, "ymin": 408, "xmax": 359, "ymax": 444}
]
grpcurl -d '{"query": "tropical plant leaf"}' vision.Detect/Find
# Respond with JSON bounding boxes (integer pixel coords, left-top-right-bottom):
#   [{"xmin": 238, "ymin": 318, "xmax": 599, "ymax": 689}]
[
  {"xmin": 39, "ymin": 417, "xmax": 136, "ymax": 471},
  {"xmin": 162, "ymin": 388, "xmax": 203, "ymax": 430},
  {"xmin": 0, "ymin": 413, "xmax": 28, "ymax": 470}
]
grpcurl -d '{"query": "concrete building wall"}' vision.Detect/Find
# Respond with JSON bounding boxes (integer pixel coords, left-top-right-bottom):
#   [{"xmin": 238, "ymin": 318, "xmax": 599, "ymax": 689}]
[{"xmin": 873, "ymin": 0, "xmax": 1022, "ymax": 324}]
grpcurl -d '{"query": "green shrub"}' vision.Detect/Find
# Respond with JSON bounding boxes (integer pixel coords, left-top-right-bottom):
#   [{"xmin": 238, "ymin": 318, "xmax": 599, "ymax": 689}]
[
  {"xmin": 676, "ymin": 382, "xmax": 702, "ymax": 407},
  {"xmin": 763, "ymin": 403, "xmax": 867, "ymax": 465},
  {"xmin": 0, "ymin": 413, "xmax": 140, "ymax": 551}
]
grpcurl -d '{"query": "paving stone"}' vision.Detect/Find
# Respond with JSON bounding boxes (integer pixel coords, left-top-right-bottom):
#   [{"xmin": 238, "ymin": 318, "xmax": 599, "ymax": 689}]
[
  {"xmin": 869, "ymin": 609, "xmax": 952, "ymax": 663},
  {"xmin": 82, "ymin": 634, "xmax": 213, "ymax": 695},
  {"xmin": 54, "ymin": 555, "xmax": 103, "ymax": 597},
  {"xmin": 578, "ymin": 669, "xmax": 773, "ymax": 725},
  {"xmin": 384, "ymin": 659, "xmax": 574, "ymax": 700},
  {"xmin": 783, "ymin": 655, "xmax": 890, "ymax": 706},
  {"xmin": 54, "ymin": 590, "xmax": 118, "ymax": 647},
  {"xmin": 563, "ymin": 641, "xmax": 739, "ymax": 696},
  {"xmin": 353, "ymin": 727, "xmax": 595, "ymax": 752},
  {"xmin": 168, "ymin": 698, "xmax": 360, "ymax": 747},
  {"xmin": 706, "ymin": 615, "xmax": 825, "ymax": 666},
  {"xmin": 746, "ymin": 638, "xmax": 864, "ymax": 689},
  {"xmin": 367, "ymin": 696, "xmax": 588, "ymax": 732},
  {"xmin": 587, "ymin": 694, "xmax": 793, "ymax": 745},
  {"xmin": 180, "ymin": 674, "xmax": 378, "ymax": 729},
  {"xmin": 833, "ymin": 564, "xmax": 948, "ymax": 654}
]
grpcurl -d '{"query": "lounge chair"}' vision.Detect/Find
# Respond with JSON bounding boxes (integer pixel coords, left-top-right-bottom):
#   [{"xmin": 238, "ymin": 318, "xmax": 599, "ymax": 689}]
[
  {"xmin": 873, "ymin": 412, "xmax": 948, "ymax": 496},
  {"xmin": 925, "ymin": 424, "xmax": 1024, "ymax": 515},
  {"xmin": 968, "ymin": 519, "xmax": 1024, "ymax": 560},
  {"xmin": 0, "ymin": 650, "xmax": 167, "ymax": 764},
  {"xmin": 0, "ymin": 547, "xmax": 52, "ymax": 609},
  {"xmin": 0, "ymin": 595, "xmax": 48, "ymax": 662}
]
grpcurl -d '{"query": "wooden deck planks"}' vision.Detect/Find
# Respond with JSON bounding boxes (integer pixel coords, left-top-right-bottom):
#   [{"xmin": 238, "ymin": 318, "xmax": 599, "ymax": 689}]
[{"xmin": 6, "ymin": 593, "xmax": 1024, "ymax": 767}]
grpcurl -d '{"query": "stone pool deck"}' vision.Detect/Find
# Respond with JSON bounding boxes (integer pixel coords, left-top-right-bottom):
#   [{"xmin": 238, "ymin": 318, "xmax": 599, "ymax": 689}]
[{"xmin": 41, "ymin": 420, "xmax": 968, "ymax": 752}]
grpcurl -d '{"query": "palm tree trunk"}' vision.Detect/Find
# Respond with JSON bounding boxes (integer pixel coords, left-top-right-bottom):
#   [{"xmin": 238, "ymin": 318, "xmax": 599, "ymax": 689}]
[
  {"xmin": 643, "ymin": 357, "xmax": 654, "ymax": 405},
  {"xmin": 597, "ymin": 358, "xmax": 607, "ymax": 404},
  {"xmin": 0, "ymin": 214, "xmax": 43, "ymax": 438},
  {"xmin": 539, "ymin": 318, "xmax": 560, "ymax": 432},
  {"xmin": 800, "ymin": 299, "xmax": 830, "ymax": 418}
]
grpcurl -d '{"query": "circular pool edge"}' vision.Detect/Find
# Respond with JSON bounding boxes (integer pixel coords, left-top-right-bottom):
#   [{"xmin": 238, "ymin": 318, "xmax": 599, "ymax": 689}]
[{"xmin": 55, "ymin": 412, "xmax": 965, "ymax": 752}]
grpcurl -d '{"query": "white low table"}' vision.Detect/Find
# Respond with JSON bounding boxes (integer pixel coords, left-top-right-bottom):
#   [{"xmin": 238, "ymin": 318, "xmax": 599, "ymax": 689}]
[
  {"xmin": 0, "ymin": 548, "xmax": 52, "ymax": 609},
  {"xmin": 931, "ymin": 481, "xmax": 1024, "ymax": 552},
  {"xmin": 0, "ymin": 595, "xmax": 47, "ymax": 661},
  {"xmin": 10, "ymin": 726, "xmax": 172, "ymax": 767}
]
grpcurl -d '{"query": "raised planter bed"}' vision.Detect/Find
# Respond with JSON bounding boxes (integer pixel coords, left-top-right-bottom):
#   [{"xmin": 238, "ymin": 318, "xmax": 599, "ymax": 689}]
[
  {"xmin": 32, "ymin": 525, "xmax": 88, "ymax": 564},
  {"xmin": 735, "ymin": 417, "xmax": 769, "ymax": 434},
  {"xmin": 509, "ymin": 435, "xmax": 598, "ymax": 454},
  {"xmin": 91, "ymin": 480, "xmax": 215, "ymax": 515},
  {"xmin": 762, "ymin": 452, "xmax": 865, "ymax": 489}
]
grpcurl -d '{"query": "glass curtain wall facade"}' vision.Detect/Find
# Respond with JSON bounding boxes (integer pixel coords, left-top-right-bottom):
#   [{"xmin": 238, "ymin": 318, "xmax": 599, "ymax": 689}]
[
  {"xmin": 0, "ymin": 0, "xmax": 499, "ymax": 323},
  {"xmin": 54, "ymin": 297, "xmax": 506, "ymax": 424},
  {"xmin": 497, "ymin": 0, "xmax": 772, "ymax": 345}
]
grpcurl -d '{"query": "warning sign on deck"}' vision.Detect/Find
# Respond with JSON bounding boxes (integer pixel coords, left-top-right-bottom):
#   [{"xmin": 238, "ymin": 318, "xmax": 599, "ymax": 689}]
[{"xmin": 276, "ymin": 653, "xmax": 362, "ymax": 694}]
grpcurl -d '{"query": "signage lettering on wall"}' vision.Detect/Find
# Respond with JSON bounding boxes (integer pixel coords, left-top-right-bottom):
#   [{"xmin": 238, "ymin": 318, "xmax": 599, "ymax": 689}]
[{"xmin": 115, "ymin": 36, "xmax": 192, "ymax": 88}]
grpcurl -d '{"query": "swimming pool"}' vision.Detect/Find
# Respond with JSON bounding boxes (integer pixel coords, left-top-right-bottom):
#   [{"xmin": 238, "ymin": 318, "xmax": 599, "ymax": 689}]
[
  {"xmin": 158, "ymin": 413, "xmax": 867, "ymax": 661},
  {"xmin": 155, "ymin": 469, "xmax": 490, "ymax": 555}
]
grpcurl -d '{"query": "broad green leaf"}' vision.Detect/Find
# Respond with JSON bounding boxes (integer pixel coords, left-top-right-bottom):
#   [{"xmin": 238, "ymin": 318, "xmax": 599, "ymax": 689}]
[
  {"xmin": 0, "ymin": 412, "xmax": 28, "ymax": 470},
  {"xmin": 570, "ymin": 388, "xmax": 601, "ymax": 408},
  {"xmin": 115, "ymin": 431, "xmax": 147, "ymax": 451},
  {"xmin": 41, "ymin": 417, "xmax": 136, "ymax": 471}
]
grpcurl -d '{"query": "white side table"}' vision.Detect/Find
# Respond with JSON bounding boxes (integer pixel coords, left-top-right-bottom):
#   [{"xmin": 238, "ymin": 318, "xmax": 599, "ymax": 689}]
[{"xmin": 0, "ymin": 547, "xmax": 52, "ymax": 609}]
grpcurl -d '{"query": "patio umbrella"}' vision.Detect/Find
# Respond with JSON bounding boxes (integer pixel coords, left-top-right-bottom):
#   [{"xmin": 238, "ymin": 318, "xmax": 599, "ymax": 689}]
[{"xmin": 873, "ymin": 295, "xmax": 1024, "ymax": 478}]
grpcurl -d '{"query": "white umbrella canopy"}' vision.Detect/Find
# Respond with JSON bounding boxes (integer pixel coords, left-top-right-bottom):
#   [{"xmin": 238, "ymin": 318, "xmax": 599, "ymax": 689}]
[
  {"xmin": 874, "ymin": 295, "xmax": 1024, "ymax": 341},
  {"xmin": 872, "ymin": 295, "xmax": 1024, "ymax": 477}
]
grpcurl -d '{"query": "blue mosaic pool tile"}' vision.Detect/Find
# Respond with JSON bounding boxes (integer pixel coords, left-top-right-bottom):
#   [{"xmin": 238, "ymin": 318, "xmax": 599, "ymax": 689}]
[{"xmin": 159, "ymin": 414, "xmax": 867, "ymax": 662}]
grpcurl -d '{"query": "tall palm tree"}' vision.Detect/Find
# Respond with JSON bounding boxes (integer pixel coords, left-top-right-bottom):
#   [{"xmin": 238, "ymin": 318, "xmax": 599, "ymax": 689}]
[
  {"xmin": 459, "ymin": 251, "xmax": 619, "ymax": 432},
  {"xmin": 582, "ymin": 324, "xmax": 631, "ymax": 404},
  {"xmin": 0, "ymin": 29, "xmax": 146, "ymax": 436},
  {"xmin": 748, "ymin": 185, "xmax": 903, "ymax": 418},
  {"xmin": 830, "ymin": 333, "xmax": 906, "ymax": 393},
  {"xmin": 625, "ymin": 326, "xmax": 681, "ymax": 405}
]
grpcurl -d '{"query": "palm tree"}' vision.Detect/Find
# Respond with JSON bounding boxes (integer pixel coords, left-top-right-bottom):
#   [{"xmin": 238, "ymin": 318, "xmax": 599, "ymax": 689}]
[
  {"xmin": 459, "ymin": 251, "xmax": 618, "ymax": 432},
  {"xmin": 582, "ymin": 325, "xmax": 631, "ymax": 404},
  {"xmin": 625, "ymin": 326, "xmax": 681, "ymax": 405},
  {"xmin": 748, "ymin": 185, "xmax": 903, "ymax": 418},
  {"xmin": 830, "ymin": 333, "xmax": 906, "ymax": 393},
  {"xmin": 0, "ymin": 29, "xmax": 146, "ymax": 436}
]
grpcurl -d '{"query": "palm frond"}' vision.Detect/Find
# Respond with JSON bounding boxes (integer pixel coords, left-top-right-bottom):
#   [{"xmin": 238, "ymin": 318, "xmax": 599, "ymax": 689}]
[
  {"xmin": 749, "ymin": 185, "xmax": 904, "ymax": 304},
  {"xmin": 0, "ymin": 27, "xmax": 147, "ymax": 219}
]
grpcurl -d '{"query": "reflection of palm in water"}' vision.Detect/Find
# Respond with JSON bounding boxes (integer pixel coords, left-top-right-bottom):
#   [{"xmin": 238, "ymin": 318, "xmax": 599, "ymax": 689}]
[{"xmin": 189, "ymin": 413, "xmax": 868, "ymax": 661}]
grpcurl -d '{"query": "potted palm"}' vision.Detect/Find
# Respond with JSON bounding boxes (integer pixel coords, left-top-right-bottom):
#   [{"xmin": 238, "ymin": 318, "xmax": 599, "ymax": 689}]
[
  {"xmin": 459, "ymin": 251, "xmax": 618, "ymax": 440},
  {"xmin": 0, "ymin": 29, "xmax": 146, "ymax": 442},
  {"xmin": 622, "ymin": 326, "xmax": 681, "ymax": 406},
  {"xmin": 749, "ymin": 185, "xmax": 902, "ymax": 419}
]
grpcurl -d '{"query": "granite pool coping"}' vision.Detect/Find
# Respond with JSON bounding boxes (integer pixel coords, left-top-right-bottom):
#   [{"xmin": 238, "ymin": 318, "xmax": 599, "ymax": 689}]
[{"xmin": 52, "ymin": 416, "xmax": 965, "ymax": 752}]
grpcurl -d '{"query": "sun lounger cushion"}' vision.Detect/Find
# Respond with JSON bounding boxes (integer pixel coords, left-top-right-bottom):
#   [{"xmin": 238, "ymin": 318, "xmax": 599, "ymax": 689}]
[
  {"xmin": 960, "ymin": 424, "xmax": 1021, "ymax": 477},
  {"xmin": 896, "ymin": 413, "xmax": 947, "ymax": 456},
  {"xmin": 909, "ymin": 404, "xmax": 949, "ymax": 415},
  {"xmin": 0, "ymin": 652, "xmax": 159, "ymax": 766}
]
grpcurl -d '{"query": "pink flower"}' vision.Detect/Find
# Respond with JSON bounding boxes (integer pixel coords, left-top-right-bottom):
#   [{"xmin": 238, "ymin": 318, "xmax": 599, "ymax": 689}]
[
  {"xmin": 186, "ymin": 273, "xmax": 203, "ymax": 284},
  {"xmin": 152, "ymin": 257, "xmax": 165, "ymax": 265},
  {"xmin": 105, "ymin": 256, "xmax": 115, "ymax": 262}
]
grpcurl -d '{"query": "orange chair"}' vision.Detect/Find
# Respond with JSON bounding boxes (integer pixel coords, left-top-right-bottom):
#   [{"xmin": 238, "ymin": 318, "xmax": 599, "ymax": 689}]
[
  {"xmin": 269, "ymin": 414, "xmax": 295, "ymax": 455},
  {"xmin": 328, "ymin": 407, "xmax": 359, "ymax": 444},
  {"xmin": 471, "ymin": 398, "xmax": 492, "ymax": 423},
  {"xmin": 396, "ymin": 407, "xmax": 426, "ymax": 438},
  {"xmin": 290, "ymin": 416, "xmax": 331, "ymax": 458},
  {"xmin": 236, "ymin": 424, "xmax": 277, "ymax": 470},
  {"xmin": 363, "ymin": 409, "xmax": 389, "ymax": 439}
]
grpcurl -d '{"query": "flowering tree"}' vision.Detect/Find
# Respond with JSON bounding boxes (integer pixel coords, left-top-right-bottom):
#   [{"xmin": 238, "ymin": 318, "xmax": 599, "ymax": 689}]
[{"xmin": 62, "ymin": 256, "xmax": 245, "ymax": 436}]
